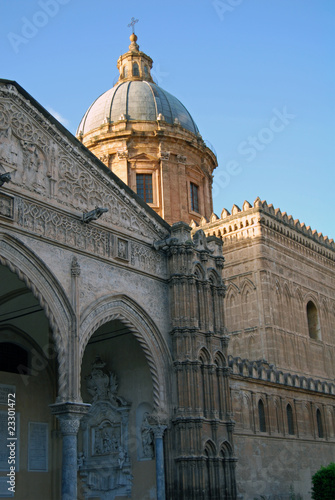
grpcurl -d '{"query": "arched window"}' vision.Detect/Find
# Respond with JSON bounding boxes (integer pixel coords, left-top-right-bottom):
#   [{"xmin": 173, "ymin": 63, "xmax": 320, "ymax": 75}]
[
  {"xmin": 307, "ymin": 301, "xmax": 321, "ymax": 340},
  {"xmin": 123, "ymin": 65, "xmax": 128, "ymax": 78},
  {"xmin": 287, "ymin": 404, "xmax": 294, "ymax": 435},
  {"xmin": 0, "ymin": 342, "xmax": 29, "ymax": 374},
  {"xmin": 316, "ymin": 409, "xmax": 324, "ymax": 438},
  {"xmin": 133, "ymin": 62, "xmax": 139, "ymax": 76},
  {"xmin": 144, "ymin": 65, "xmax": 149, "ymax": 77},
  {"xmin": 258, "ymin": 399, "xmax": 266, "ymax": 432}
]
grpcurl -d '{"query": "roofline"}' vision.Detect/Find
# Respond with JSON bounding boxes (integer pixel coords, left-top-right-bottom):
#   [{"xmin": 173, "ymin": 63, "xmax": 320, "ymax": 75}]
[{"xmin": 0, "ymin": 79, "xmax": 171, "ymax": 233}]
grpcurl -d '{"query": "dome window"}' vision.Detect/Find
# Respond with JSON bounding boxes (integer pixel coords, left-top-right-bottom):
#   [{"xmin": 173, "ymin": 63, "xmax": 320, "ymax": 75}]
[
  {"xmin": 136, "ymin": 174, "xmax": 153, "ymax": 203},
  {"xmin": 133, "ymin": 62, "xmax": 140, "ymax": 77},
  {"xmin": 123, "ymin": 66, "xmax": 128, "ymax": 78},
  {"xmin": 190, "ymin": 182, "xmax": 199, "ymax": 213},
  {"xmin": 144, "ymin": 65, "xmax": 149, "ymax": 77}
]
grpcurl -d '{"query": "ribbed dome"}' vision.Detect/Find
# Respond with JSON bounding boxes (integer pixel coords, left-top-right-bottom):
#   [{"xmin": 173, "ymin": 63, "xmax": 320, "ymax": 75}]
[{"xmin": 77, "ymin": 80, "xmax": 199, "ymax": 136}]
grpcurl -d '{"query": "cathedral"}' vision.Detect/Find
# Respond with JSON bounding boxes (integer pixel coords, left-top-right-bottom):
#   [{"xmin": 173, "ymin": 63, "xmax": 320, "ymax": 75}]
[{"xmin": 0, "ymin": 30, "xmax": 334, "ymax": 500}]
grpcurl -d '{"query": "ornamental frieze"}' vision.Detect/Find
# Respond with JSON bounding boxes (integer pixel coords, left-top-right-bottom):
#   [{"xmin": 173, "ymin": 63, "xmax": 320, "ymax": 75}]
[{"xmin": 0, "ymin": 86, "xmax": 168, "ymax": 240}]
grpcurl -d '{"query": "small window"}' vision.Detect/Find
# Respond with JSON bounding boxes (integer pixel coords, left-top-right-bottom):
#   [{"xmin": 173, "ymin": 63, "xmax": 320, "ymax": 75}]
[
  {"xmin": 316, "ymin": 409, "xmax": 323, "ymax": 438},
  {"xmin": 136, "ymin": 174, "xmax": 153, "ymax": 203},
  {"xmin": 287, "ymin": 404, "xmax": 294, "ymax": 435},
  {"xmin": 307, "ymin": 301, "xmax": 320, "ymax": 340},
  {"xmin": 123, "ymin": 66, "xmax": 128, "ymax": 78},
  {"xmin": 144, "ymin": 65, "xmax": 149, "ymax": 76},
  {"xmin": 0, "ymin": 342, "xmax": 29, "ymax": 374},
  {"xmin": 133, "ymin": 62, "xmax": 139, "ymax": 77},
  {"xmin": 190, "ymin": 182, "xmax": 199, "ymax": 212},
  {"xmin": 258, "ymin": 399, "xmax": 266, "ymax": 432}
]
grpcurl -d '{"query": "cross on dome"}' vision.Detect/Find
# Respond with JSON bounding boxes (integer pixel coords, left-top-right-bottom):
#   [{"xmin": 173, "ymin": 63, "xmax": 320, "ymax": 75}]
[{"xmin": 128, "ymin": 17, "xmax": 139, "ymax": 34}]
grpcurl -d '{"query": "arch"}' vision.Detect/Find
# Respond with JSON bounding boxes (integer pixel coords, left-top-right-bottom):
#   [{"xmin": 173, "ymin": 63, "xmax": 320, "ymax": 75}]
[
  {"xmin": 79, "ymin": 294, "xmax": 172, "ymax": 411},
  {"xmin": 133, "ymin": 62, "xmax": 140, "ymax": 76},
  {"xmin": 198, "ymin": 346, "xmax": 211, "ymax": 364},
  {"xmin": 204, "ymin": 439, "xmax": 217, "ymax": 456},
  {"xmin": 214, "ymin": 350, "xmax": 226, "ymax": 368},
  {"xmin": 208, "ymin": 268, "xmax": 220, "ymax": 285},
  {"xmin": 0, "ymin": 233, "xmax": 72, "ymax": 399},
  {"xmin": 219, "ymin": 440, "xmax": 233, "ymax": 457},
  {"xmin": 193, "ymin": 262, "xmax": 206, "ymax": 280},
  {"xmin": 258, "ymin": 398, "xmax": 266, "ymax": 432},
  {"xmin": 286, "ymin": 403, "xmax": 294, "ymax": 435},
  {"xmin": 306, "ymin": 301, "xmax": 321, "ymax": 340},
  {"xmin": 316, "ymin": 408, "xmax": 324, "ymax": 438}
]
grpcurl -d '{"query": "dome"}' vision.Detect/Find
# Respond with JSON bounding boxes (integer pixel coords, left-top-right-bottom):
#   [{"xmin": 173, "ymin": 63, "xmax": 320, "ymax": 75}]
[{"xmin": 77, "ymin": 80, "xmax": 199, "ymax": 137}]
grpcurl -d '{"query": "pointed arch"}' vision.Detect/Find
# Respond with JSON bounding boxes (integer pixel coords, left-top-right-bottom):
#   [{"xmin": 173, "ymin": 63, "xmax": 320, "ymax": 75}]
[
  {"xmin": 198, "ymin": 346, "xmax": 211, "ymax": 364},
  {"xmin": 258, "ymin": 398, "xmax": 266, "ymax": 432},
  {"xmin": 214, "ymin": 350, "xmax": 227, "ymax": 368},
  {"xmin": 204, "ymin": 439, "xmax": 217, "ymax": 456},
  {"xmin": 79, "ymin": 294, "xmax": 172, "ymax": 412},
  {"xmin": 193, "ymin": 262, "xmax": 205, "ymax": 280}
]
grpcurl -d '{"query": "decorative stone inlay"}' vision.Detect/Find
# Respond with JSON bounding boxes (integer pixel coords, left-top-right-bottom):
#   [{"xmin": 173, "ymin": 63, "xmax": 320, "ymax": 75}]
[
  {"xmin": 116, "ymin": 237, "xmax": 129, "ymax": 261},
  {"xmin": 0, "ymin": 193, "xmax": 14, "ymax": 219},
  {"xmin": 131, "ymin": 242, "xmax": 166, "ymax": 275},
  {"xmin": 71, "ymin": 256, "xmax": 81, "ymax": 277}
]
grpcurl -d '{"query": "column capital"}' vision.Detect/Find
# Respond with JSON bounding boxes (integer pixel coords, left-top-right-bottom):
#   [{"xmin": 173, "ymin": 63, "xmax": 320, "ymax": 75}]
[
  {"xmin": 151, "ymin": 424, "xmax": 167, "ymax": 439},
  {"xmin": 49, "ymin": 401, "xmax": 91, "ymax": 435}
]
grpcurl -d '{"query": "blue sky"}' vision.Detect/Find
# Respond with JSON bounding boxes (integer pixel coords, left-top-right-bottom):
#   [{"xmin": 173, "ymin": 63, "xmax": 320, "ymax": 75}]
[{"xmin": 2, "ymin": 0, "xmax": 334, "ymax": 238}]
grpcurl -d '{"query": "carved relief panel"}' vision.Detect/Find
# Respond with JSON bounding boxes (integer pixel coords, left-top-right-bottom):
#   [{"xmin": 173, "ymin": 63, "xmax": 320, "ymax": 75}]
[{"xmin": 78, "ymin": 357, "xmax": 132, "ymax": 500}]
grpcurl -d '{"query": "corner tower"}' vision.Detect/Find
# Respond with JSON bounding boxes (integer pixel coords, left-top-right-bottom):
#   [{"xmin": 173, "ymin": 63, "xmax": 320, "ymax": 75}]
[{"xmin": 77, "ymin": 33, "xmax": 217, "ymax": 225}]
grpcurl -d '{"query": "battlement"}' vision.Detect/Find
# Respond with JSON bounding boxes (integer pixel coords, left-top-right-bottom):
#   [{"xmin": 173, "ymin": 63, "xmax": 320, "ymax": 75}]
[{"xmin": 191, "ymin": 197, "xmax": 335, "ymax": 258}]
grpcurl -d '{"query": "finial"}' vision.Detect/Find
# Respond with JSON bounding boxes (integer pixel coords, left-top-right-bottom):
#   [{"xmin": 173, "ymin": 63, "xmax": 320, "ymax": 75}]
[{"xmin": 128, "ymin": 17, "xmax": 139, "ymax": 34}]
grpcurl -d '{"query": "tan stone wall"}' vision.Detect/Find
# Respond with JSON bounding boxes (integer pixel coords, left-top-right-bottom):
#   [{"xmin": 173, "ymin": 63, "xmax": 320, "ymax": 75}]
[
  {"xmin": 230, "ymin": 374, "xmax": 335, "ymax": 499},
  {"xmin": 200, "ymin": 199, "xmax": 335, "ymax": 382},
  {"xmin": 80, "ymin": 119, "xmax": 217, "ymax": 225}
]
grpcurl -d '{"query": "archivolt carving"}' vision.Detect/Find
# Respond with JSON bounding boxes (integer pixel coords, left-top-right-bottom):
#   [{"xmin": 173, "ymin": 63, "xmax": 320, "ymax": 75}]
[
  {"xmin": 79, "ymin": 296, "xmax": 172, "ymax": 411},
  {"xmin": 0, "ymin": 233, "xmax": 73, "ymax": 400}
]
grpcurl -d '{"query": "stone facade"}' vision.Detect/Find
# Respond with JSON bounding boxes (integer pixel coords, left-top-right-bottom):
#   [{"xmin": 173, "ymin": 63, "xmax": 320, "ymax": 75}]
[
  {"xmin": 0, "ymin": 34, "xmax": 334, "ymax": 500},
  {"xmin": 196, "ymin": 199, "xmax": 335, "ymax": 499},
  {"xmin": 0, "ymin": 80, "xmax": 235, "ymax": 500}
]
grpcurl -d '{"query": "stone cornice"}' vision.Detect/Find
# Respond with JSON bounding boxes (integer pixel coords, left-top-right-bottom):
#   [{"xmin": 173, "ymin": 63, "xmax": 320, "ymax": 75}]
[{"xmin": 229, "ymin": 356, "xmax": 335, "ymax": 395}]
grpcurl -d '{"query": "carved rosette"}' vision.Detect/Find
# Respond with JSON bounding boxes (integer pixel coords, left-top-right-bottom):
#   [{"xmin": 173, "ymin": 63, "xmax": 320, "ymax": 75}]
[
  {"xmin": 159, "ymin": 151, "xmax": 170, "ymax": 161},
  {"xmin": 117, "ymin": 150, "xmax": 129, "ymax": 160},
  {"xmin": 177, "ymin": 154, "xmax": 187, "ymax": 164}
]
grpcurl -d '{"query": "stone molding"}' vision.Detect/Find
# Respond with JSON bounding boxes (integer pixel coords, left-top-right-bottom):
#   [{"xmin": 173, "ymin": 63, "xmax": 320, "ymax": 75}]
[
  {"xmin": 229, "ymin": 356, "xmax": 335, "ymax": 394},
  {"xmin": 79, "ymin": 296, "xmax": 173, "ymax": 413}
]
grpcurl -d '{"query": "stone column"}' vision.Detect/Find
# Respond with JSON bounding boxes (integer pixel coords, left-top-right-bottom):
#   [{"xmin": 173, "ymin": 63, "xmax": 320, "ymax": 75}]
[
  {"xmin": 152, "ymin": 424, "xmax": 167, "ymax": 500},
  {"xmin": 50, "ymin": 402, "xmax": 90, "ymax": 500}
]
